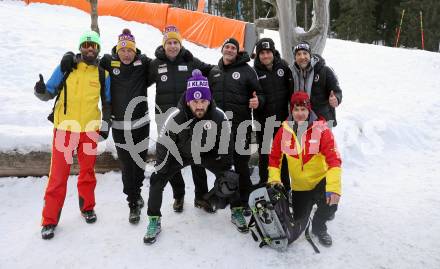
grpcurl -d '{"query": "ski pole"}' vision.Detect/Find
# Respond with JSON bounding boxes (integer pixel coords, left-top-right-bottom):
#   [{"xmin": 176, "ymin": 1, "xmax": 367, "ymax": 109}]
[
  {"xmin": 395, "ymin": 9, "xmax": 405, "ymax": 47},
  {"xmin": 420, "ymin": 11, "xmax": 425, "ymax": 50}
]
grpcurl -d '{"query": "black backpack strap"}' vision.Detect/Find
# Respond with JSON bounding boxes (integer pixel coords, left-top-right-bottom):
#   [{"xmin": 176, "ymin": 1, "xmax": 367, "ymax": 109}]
[{"xmin": 98, "ymin": 66, "xmax": 106, "ymax": 105}]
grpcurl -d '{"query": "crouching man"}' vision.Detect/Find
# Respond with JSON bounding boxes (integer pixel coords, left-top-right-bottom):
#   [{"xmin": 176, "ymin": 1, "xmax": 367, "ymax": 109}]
[
  {"xmin": 268, "ymin": 92, "xmax": 342, "ymax": 247},
  {"xmin": 144, "ymin": 70, "xmax": 248, "ymax": 244}
]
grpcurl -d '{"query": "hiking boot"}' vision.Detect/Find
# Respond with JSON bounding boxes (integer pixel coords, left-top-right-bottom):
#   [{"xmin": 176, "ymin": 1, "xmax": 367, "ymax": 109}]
[
  {"xmin": 128, "ymin": 203, "xmax": 141, "ymax": 224},
  {"xmin": 173, "ymin": 197, "xmax": 184, "ymax": 213},
  {"xmin": 194, "ymin": 198, "xmax": 216, "ymax": 213},
  {"xmin": 328, "ymin": 212, "xmax": 335, "ymax": 221},
  {"xmin": 41, "ymin": 225, "xmax": 56, "ymax": 240},
  {"xmin": 231, "ymin": 207, "xmax": 249, "ymax": 233},
  {"xmin": 143, "ymin": 216, "xmax": 161, "ymax": 244},
  {"xmin": 81, "ymin": 210, "xmax": 97, "ymax": 224},
  {"xmin": 313, "ymin": 230, "xmax": 333, "ymax": 247},
  {"xmin": 137, "ymin": 196, "xmax": 144, "ymax": 209}
]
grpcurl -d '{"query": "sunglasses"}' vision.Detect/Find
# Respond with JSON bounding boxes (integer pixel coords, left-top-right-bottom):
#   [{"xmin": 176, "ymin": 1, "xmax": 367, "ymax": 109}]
[
  {"xmin": 293, "ymin": 43, "xmax": 310, "ymax": 52},
  {"xmin": 80, "ymin": 41, "xmax": 100, "ymax": 50}
]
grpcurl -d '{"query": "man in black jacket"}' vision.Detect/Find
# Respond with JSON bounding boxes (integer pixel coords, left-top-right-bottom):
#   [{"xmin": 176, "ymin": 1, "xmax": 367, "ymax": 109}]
[
  {"xmin": 62, "ymin": 29, "xmax": 152, "ymax": 224},
  {"xmin": 291, "ymin": 41, "xmax": 342, "ymax": 127},
  {"xmin": 209, "ymin": 38, "xmax": 265, "ymax": 212},
  {"xmin": 143, "ymin": 70, "xmax": 248, "ymax": 244},
  {"xmin": 253, "ymin": 38, "xmax": 292, "ymax": 190},
  {"xmin": 148, "ymin": 25, "xmax": 214, "ymax": 213}
]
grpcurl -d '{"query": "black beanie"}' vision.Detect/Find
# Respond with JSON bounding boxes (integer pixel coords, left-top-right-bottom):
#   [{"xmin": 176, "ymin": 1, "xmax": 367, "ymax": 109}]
[
  {"xmin": 293, "ymin": 41, "xmax": 311, "ymax": 55},
  {"xmin": 222, "ymin": 38, "xmax": 239, "ymax": 51},
  {"xmin": 255, "ymin": 38, "xmax": 275, "ymax": 56}
]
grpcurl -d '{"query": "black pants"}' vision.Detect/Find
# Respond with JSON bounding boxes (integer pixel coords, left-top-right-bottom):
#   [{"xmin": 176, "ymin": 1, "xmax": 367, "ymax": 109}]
[
  {"xmin": 147, "ymin": 157, "xmax": 241, "ymax": 216},
  {"xmin": 170, "ymin": 165, "xmax": 208, "ymax": 200},
  {"xmin": 112, "ymin": 124, "xmax": 149, "ymax": 204},
  {"xmin": 256, "ymin": 129, "xmax": 290, "ymax": 191},
  {"xmin": 291, "ymin": 179, "xmax": 338, "ymax": 233},
  {"xmin": 155, "ymin": 121, "xmax": 208, "ymax": 200},
  {"xmin": 231, "ymin": 125, "xmax": 253, "ymax": 206}
]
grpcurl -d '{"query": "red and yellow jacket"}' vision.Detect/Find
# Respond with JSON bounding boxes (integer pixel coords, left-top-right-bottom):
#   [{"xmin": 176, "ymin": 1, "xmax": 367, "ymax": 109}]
[{"xmin": 268, "ymin": 115, "xmax": 342, "ymax": 195}]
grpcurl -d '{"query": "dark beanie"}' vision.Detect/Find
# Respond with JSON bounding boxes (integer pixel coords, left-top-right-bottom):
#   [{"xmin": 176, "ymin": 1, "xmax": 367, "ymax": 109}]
[
  {"xmin": 222, "ymin": 38, "xmax": 239, "ymax": 51},
  {"xmin": 255, "ymin": 38, "xmax": 275, "ymax": 56},
  {"xmin": 293, "ymin": 41, "xmax": 311, "ymax": 55}
]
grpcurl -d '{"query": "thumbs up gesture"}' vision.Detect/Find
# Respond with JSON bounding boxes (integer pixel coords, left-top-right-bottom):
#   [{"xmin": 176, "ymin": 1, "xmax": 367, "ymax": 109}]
[
  {"xmin": 34, "ymin": 74, "xmax": 46, "ymax": 94},
  {"xmin": 249, "ymin": 91, "xmax": 259, "ymax": 109},
  {"xmin": 329, "ymin": 90, "xmax": 339, "ymax": 108}
]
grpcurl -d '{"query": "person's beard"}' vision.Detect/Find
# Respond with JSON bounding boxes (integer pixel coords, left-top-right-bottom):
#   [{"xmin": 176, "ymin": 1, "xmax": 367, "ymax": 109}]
[
  {"xmin": 81, "ymin": 51, "xmax": 98, "ymax": 65},
  {"xmin": 193, "ymin": 108, "xmax": 206, "ymax": 119}
]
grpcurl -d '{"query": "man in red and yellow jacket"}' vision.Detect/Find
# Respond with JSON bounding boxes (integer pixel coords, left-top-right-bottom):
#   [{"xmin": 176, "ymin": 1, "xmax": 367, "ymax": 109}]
[
  {"xmin": 34, "ymin": 30, "xmax": 111, "ymax": 240},
  {"xmin": 268, "ymin": 91, "xmax": 341, "ymax": 247}
]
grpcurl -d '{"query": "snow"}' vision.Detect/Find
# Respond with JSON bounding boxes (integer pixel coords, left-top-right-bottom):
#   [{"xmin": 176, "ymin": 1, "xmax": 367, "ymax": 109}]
[{"xmin": 1, "ymin": 1, "xmax": 440, "ymax": 268}]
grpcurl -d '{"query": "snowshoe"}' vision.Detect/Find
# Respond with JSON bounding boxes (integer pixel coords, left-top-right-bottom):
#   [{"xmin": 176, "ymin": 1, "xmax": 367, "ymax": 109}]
[{"xmin": 248, "ymin": 187, "xmax": 288, "ymax": 251}]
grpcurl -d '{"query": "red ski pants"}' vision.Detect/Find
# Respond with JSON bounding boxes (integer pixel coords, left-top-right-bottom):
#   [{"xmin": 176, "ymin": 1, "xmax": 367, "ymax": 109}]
[{"xmin": 41, "ymin": 129, "xmax": 98, "ymax": 226}]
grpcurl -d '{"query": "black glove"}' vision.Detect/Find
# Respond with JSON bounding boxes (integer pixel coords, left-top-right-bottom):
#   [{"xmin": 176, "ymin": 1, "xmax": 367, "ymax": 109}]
[
  {"xmin": 34, "ymin": 74, "xmax": 46, "ymax": 94},
  {"xmin": 98, "ymin": 120, "xmax": 111, "ymax": 142},
  {"xmin": 60, "ymin": 51, "xmax": 77, "ymax": 73}
]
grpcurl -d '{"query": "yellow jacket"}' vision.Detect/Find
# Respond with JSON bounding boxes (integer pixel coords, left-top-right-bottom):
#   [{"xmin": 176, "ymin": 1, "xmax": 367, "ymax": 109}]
[
  {"xmin": 44, "ymin": 62, "xmax": 111, "ymax": 132},
  {"xmin": 268, "ymin": 118, "xmax": 342, "ymax": 195}
]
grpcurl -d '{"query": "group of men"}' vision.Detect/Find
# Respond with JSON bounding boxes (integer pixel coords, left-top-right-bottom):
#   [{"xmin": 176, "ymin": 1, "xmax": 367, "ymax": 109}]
[{"xmin": 34, "ymin": 25, "xmax": 342, "ymax": 248}]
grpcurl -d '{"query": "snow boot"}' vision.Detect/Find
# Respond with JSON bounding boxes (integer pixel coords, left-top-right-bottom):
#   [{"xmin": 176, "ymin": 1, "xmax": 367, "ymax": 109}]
[
  {"xmin": 194, "ymin": 198, "xmax": 216, "ymax": 213},
  {"xmin": 41, "ymin": 225, "xmax": 56, "ymax": 240},
  {"xmin": 81, "ymin": 210, "xmax": 97, "ymax": 224},
  {"xmin": 313, "ymin": 230, "xmax": 332, "ymax": 247},
  {"xmin": 137, "ymin": 196, "xmax": 144, "ymax": 209},
  {"xmin": 231, "ymin": 207, "xmax": 249, "ymax": 233},
  {"xmin": 129, "ymin": 203, "xmax": 141, "ymax": 224},
  {"xmin": 173, "ymin": 197, "xmax": 184, "ymax": 213},
  {"xmin": 143, "ymin": 216, "xmax": 161, "ymax": 244}
]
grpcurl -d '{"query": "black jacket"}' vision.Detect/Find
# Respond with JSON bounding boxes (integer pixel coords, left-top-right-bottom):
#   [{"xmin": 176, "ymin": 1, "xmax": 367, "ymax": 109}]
[
  {"xmin": 148, "ymin": 46, "xmax": 213, "ymax": 119},
  {"xmin": 100, "ymin": 47, "xmax": 152, "ymax": 121},
  {"xmin": 253, "ymin": 50, "xmax": 293, "ymax": 124},
  {"xmin": 155, "ymin": 96, "xmax": 233, "ymax": 173},
  {"xmin": 292, "ymin": 54, "xmax": 342, "ymax": 126},
  {"xmin": 209, "ymin": 51, "xmax": 265, "ymax": 127}
]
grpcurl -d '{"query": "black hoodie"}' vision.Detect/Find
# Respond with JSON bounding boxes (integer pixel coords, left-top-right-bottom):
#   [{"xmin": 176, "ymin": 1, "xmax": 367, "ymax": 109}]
[
  {"xmin": 253, "ymin": 49, "xmax": 293, "ymax": 124},
  {"xmin": 208, "ymin": 51, "xmax": 265, "ymax": 127},
  {"xmin": 100, "ymin": 47, "xmax": 152, "ymax": 121},
  {"xmin": 155, "ymin": 95, "xmax": 233, "ymax": 171},
  {"xmin": 148, "ymin": 46, "xmax": 213, "ymax": 120}
]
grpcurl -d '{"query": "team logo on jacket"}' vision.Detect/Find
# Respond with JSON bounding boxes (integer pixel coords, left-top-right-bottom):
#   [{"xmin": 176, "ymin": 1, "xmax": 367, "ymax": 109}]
[
  {"xmin": 314, "ymin": 74, "xmax": 320, "ymax": 82},
  {"xmin": 113, "ymin": 68, "xmax": 120, "ymax": 75},
  {"xmin": 133, "ymin": 60, "xmax": 142, "ymax": 66},
  {"xmin": 232, "ymin": 72, "xmax": 240, "ymax": 80},
  {"xmin": 277, "ymin": 69, "xmax": 284, "ymax": 77},
  {"xmin": 161, "ymin": 75, "xmax": 168, "ymax": 82},
  {"xmin": 203, "ymin": 121, "xmax": 212, "ymax": 130}
]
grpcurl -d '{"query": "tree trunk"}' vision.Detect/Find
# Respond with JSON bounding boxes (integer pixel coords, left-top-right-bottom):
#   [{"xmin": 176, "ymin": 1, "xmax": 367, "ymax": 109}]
[
  {"xmin": 89, "ymin": 0, "xmax": 100, "ymax": 35},
  {"xmin": 255, "ymin": 0, "xmax": 330, "ymax": 64}
]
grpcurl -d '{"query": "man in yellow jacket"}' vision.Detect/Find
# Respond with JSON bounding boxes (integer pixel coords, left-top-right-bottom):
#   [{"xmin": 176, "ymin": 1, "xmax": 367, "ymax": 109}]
[
  {"xmin": 268, "ymin": 91, "xmax": 341, "ymax": 247},
  {"xmin": 34, "ymin": 30, "xmax": 111, "ymax": 240}
]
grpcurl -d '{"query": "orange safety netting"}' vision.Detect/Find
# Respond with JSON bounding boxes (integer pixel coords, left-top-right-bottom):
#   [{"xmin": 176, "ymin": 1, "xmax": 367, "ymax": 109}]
[{"xmin": 25, "ymin": 0, "xmax": 246, "ymax": 49}]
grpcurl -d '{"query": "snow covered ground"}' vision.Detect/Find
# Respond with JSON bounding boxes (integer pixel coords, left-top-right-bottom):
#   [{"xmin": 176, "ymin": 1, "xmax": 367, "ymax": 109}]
[{"xmin": 1, "ymin": 1, "xmax": 440, "ymax": 268}]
